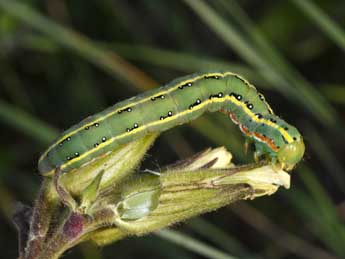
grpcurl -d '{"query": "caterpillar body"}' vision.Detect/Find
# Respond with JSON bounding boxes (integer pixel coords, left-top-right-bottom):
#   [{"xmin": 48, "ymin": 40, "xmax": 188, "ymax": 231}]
[{"xmin": 38, "ymin": 72, "xmax": 305, "ymax": 176}]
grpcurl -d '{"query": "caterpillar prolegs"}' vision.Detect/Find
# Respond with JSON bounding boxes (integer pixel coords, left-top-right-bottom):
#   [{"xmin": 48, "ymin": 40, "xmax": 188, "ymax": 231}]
[{"xmin": 38, "ymin": 71, "xmax": 305, "ymax": 176}]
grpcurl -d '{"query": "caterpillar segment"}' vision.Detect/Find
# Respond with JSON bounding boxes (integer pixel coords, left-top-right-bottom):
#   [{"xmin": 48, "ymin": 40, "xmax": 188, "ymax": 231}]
[{"xmin": 39, "ymin": 72, "xmax": 305, "ymax": 177}]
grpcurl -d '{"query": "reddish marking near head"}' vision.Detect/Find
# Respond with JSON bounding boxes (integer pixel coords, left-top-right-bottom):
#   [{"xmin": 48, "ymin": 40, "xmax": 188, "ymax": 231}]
[
  {"xmin": 253, "ymin": 132, "xmax": 279, "ymax": 152},
  {"xmin": 239, "ymin": 124, "xmax": 251, "ymax": 136},
  {"xmin": 229, "ymin": 112, "xmax": 239, "ymax": 125}
]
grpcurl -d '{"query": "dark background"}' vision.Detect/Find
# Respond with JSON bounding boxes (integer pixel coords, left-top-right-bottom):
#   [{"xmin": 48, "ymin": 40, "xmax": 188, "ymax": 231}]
[{"xmin": 0, "ymin": 0, "xmax": 345, "ymax": 258}]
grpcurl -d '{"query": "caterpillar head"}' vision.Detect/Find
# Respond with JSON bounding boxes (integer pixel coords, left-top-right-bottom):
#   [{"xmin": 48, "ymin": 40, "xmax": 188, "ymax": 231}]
[{"xmin": 277, "ymin": 138, "xmax": 305, "ymax": 171}]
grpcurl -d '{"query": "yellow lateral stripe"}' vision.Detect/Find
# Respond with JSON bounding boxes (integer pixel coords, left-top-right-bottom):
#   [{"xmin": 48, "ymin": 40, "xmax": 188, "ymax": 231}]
[
  {"xmin": 39, "ymin": 72, "xmax": 241, "ymax": 162},
  {"xmin": 230, "ymin": 96, "xmax": 293, "ymax": 142},
  {"xmin": 60, "ymin": 94, "xmax": 293, "ymax": 170}
]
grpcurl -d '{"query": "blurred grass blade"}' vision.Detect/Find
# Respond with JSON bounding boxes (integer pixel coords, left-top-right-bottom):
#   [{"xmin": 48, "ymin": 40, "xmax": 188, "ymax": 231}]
[
  {"xmin": 320, "ymin": 84, "xmax": 345, "ymax": 105},
  {"xmin": 182, "ymin": 0, "xmax": 280, "ymax": 85},
  {"xmin": 0, "ymin": 99, "xmax": 58, "ymax": 144},
  {"xmin": 187, "ymin": 218, "xmax": 259, "ymax": 258},
  {"xmin": 291, "ymin": 0, "xmax": 345, "ymax": 52},
  {"xmin": 0, "ymin": 59, "xmax": 34, "ymax": 111},
  {"xmin": 288, "ymin": 188, "xmax": 344, "ymax": 257},
  {"xmin": 289, "ymin": 166, "xmax": 345, "ymax": 257},
  {"xmin": 16, "ymin": 35, "xmax": 269, "ymax": 87},
  {"xmin": 183, "ymin": 0, "xmax": 340, "ymax": 127},
  {"xmin": 156, "ymin": 229, "xmax": 240, "ymax": 259},
  {"xmin": 303, "ymin": 123, "xmax": 345, "ymax": 193},
  {"xmin": 231, "ymin": 203, "xmax": 339, "ymax": 259},
  {"xmin": 112, "ymin": 43, "xmax": 268, "ymax": 86},
  {"xmin": 0, "ymin": 0, "xmax": 156, "ymax": 90}
]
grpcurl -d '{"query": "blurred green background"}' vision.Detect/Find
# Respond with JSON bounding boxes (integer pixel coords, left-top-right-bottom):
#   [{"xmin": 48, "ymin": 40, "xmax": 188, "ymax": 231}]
[{"xmin": 0, "ymin": 0, "xmax": 345, "ymax": 258}]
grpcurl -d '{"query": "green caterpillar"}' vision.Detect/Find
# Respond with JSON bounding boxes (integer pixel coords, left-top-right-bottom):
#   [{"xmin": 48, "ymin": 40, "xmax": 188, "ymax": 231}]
[{"xmin": 38, "ymin": 71, "xmax": 305, "ymax": 176}]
